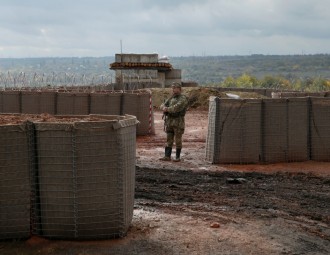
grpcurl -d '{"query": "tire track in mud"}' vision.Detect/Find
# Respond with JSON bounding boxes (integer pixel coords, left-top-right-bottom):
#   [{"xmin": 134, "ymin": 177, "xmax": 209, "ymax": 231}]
[{"xmin": 135, "ymin": 166, "xmax": 330, "ymax": 241}]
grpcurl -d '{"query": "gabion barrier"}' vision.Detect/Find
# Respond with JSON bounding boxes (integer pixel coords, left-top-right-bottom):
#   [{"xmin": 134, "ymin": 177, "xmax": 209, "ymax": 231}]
[
  {"xmin": 310, "ymin": 98, "xmax": 330, "ymax": 161},
  {"xmin": 122, "ymin": 92, "xmax": 155, "ymax": 135},
  {"xmin": 0, "ymin": 122, "xmax": 30, "ymax": 240},
  {"xmin": 90, "ymin": 92, "xmax": 122, "ymax": 115},
  {"xmin": 287, "ymin": 98, "xmax": 309, "ymax": 162},
  {"xmin": 272, "ymin": 91, "xmax": 327, "ymax": 98},
  {"xmin": 262, "ymin": 98, "xmax": 309, "ymax": 163},
  {"xmin": 207, "ymin": 97, "xmax": 330, "ymax": 164},
  {"xmin": 0, "ymin": 89, "xmax": 154, "ymax": 135},
  {"xmin": 214, "ymin": 87, "xmax": 278, "ymax": 98},
  {"xmin": 0, "ymin": 114, "xmax": 138, "ymax": 240},
  {"xmin": 206, "ymin": 98, "xmax": 261, "ymax": 164},
  {"xmin": 0, "ymin": 90, "xmax": 20, "ymax": 113},
  {"xmin": 21, "ymin": 91, "xmax": 56, "ymax": 114},
  {"xmin": 122, "ymin": 92, "xmax": 139, "ymax": 117},
  {"xmin": 56, "ymin": 92, "xmax": 90, "ymax": 115},
  {"xmin": 136, "ymin": 93, "xmax": 155, "ymax": 135}
]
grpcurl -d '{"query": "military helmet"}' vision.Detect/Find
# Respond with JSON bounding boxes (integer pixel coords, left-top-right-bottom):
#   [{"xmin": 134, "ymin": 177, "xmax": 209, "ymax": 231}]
[{"xmin": 171, "ymin": 82, "xmax": 182, "ymax": 88}]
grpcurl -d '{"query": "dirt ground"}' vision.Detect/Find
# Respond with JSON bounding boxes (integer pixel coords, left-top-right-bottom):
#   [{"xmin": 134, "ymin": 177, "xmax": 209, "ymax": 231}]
[{"xmin": 1, "ymin": 109, "xmax": 330, "ymax": 255}]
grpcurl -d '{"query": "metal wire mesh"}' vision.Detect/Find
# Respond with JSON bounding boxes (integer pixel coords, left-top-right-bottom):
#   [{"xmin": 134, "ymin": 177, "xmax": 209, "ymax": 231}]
[
  {"xmin": 31, "ymin": 116, "xmax": 137, "ymax": 239},
  {"xmin": 0, "ymin": 89, "xmax": 154, "ymax": 136},
  {"xmin": 206, "ymin": 97, "xmax": 330, "ymax": 164},
  {"xmin": 136, "ymin": 92, "xmax": 155, "ymax": 135},
  {"xmin": 262, "ymin": 99, "xmax": 288, "ymax": 163},
  {"xmin": 310, "ymin": 98, "xmax": 330, "ymax": 161},
  {"xmin": 21, "ymin": 91, "xmax": 56, "ymax": 114},
  {"xmin": 287, "ymin": 98, "xmax": 309, "ymax": 162},
  {"xmin": 0, "ymin": 115, "xmax": 137, "ymax": 240},
  {"xmin": 90, "ymin": 92, "xmax": 122, "ymax": 115},
  {"xmin": 262, "ymin": 98, "xmax": 309, "ymax": 162},
  {"xmin": 56, "ymin": 92, "xmax": 90, "ymax": 115},
  {"xmin": 206, "ymin": 98, "xmax": 261, "ymax": 164},
  {"xmin": 0, "ymin": 123, "xmax": 30, "ymax": 240},
  {"xmin": 0, "ymin": 91, "xmax": 20, "ymax": 113},
  {"xmin": 122, "ymin": 92, "xmax": 139, "ymax": 117},
  {"xmin": 205, "ymin": 97, "xmax": 218, "ymax": 163}
]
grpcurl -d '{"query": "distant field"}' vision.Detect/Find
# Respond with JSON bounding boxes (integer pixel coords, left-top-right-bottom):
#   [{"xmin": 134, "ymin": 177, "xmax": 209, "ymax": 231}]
[{"xmin": 1, "ymin": 54, "xmax": 330, "ymax": 86}]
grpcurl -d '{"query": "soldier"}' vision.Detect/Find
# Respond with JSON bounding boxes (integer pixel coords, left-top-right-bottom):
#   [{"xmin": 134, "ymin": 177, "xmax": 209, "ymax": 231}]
[{"xmin": 159, "ymin": 82, "xmax": 188, "ymax": 162}]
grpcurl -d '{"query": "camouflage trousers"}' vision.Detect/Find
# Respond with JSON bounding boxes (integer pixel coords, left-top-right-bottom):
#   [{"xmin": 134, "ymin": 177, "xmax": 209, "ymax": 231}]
[{"xmin": 166, "ymin": 126, "xmax": 184, "ymax": 149}]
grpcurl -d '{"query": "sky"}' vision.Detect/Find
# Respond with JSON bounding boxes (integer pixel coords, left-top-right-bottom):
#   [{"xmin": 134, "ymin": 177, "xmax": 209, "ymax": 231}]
[{"xmin": 0, "ymin": 0, "xmax": 329, "ymax": 58}]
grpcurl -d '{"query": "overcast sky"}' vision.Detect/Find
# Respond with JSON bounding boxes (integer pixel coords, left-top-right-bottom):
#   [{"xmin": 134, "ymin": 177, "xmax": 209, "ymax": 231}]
[{"xmin": 0, "ymin": 0, "xmax": 329, "ymax": 58}]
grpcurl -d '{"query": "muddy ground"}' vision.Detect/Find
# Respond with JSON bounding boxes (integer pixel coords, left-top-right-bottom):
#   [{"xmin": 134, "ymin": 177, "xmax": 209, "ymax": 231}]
[{"xmin": 1, "ymin": 109, "xmax": 330, "ymax": 255}]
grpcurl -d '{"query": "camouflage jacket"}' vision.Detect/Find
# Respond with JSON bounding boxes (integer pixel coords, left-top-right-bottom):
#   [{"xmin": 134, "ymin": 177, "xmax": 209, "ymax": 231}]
[{"xmin": 162, "ymin": 94, "xmax": 188, "ymax": 130}]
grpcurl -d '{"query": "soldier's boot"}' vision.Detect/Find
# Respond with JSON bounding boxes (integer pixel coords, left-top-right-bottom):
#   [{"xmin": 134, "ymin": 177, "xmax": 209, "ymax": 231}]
[
  {"xmin": 172, "ymin": 148, "xmax": 182, "ymax": 162},
  {"xmin": 159, "ymin": 147, "xmax": 172, "ymax": 161}
]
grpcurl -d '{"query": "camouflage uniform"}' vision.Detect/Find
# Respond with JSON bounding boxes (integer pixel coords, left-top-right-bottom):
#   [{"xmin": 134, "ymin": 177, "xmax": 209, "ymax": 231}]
[
  {"xmin": 160, "ymin": 88, "xmax": 188, "ymax": 162},
  {"xmin": 163, "ymin": 94, "xmax": 188, "ymax": 149}
]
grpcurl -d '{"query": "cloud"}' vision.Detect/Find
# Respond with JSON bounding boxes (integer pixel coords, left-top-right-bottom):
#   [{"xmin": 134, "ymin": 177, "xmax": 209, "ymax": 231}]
[{"xmin": 0, "ymin": 0, "xmax": 329, "ymax": 57}]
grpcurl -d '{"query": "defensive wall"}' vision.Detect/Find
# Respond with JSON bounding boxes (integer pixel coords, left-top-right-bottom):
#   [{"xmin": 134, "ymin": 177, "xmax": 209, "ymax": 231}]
[
  {"xmin": 206, "ymin": 96, "xmax": 330, "ymax": 164},
  {"xmin": 0, "ymin": 115, "xmax": 138, "ymax": 240},
  {"xmin": 0, "ymin": 88, "xmax": 155, "ymax": 135}
]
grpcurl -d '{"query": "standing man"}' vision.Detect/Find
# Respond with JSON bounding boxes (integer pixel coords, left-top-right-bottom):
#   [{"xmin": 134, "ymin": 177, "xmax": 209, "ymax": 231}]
[{"xmin": 159, "ymin": 82, "xmax": 188, "ymax": 162}]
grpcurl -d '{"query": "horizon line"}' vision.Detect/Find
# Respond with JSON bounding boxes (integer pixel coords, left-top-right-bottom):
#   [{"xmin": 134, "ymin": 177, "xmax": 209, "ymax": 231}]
[{"xmin": 1, "ymin": 53, "xmax": 330, "ymax": 59}]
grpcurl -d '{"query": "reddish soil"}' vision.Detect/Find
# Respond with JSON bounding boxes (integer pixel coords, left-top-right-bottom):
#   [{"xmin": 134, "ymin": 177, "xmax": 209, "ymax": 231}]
[
  {"xmin": 1, "ymin": 109, "xmax": 329, "ymax": 255},
  {"xmin": 0, "ymin": 113, "xmax": 110, "ymax": 125}
]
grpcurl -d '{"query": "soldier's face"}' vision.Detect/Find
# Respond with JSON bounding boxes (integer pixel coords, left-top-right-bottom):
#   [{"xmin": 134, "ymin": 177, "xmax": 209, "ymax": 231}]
[{"xmin": 172, "ymin": 87, "xmax": 181, "ymax": 95}]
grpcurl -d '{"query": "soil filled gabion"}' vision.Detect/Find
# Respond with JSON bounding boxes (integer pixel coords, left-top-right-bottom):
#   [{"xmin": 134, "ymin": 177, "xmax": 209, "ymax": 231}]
[{"xmin": 0, "ymin": 113, "xmax": 138, "ymax": 240}]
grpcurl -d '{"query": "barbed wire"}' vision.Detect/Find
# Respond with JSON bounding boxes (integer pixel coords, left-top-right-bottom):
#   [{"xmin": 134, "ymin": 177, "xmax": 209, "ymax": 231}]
[{"xmin": 0, "ymin": 72, "xmax": 114, "ymax": 88}]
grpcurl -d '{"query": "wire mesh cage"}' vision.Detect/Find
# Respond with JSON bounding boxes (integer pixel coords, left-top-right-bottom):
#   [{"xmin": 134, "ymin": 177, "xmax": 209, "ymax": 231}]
[
  {"xmin": 262, "ymin": 97, "xmax": 309, "ymax": 163},
  {"xmin": 0, "ymin": 88, "xmax": 155, "ymax": 136},
  {"xmin": 56, "ymin": 92, "xmax": 90, "ymax": 115},
  {"xmin": 90, "ymin": 92, "xmax": 122, "ymax": 115},
  {"xmin": 31, "ymin": 115, "xmax": 138, "ymax": 239},
  {"xmin": 286, "ymin": 98, "xmax": 309, "ymax": 162},
  {"xmin": 0, "ymin": 114, "xmax": 138, "ymax": 240},
  {"xmin": 206, "ymin": 97, "xmax": 261, "ymax": 164},
  {"xmin": 21, "ymin": 90, "xmax": 56, "ymax": 114},
  {"xmin": 122, "ymin": 92, "xmax": 139, "ymax": 117},
  {"xmin": 136, "ymin": 91, "xmax": 155, "ymax": 135},
  {"xmin": 310, "ymin": 98, "xmax": 330, "ymax": 161},
  {"xmin": 0, "ymin": 90, "xmax": 21, "ymax": 113},
  {"xmin": 0, "ymin": 123, "xmax": 30, "ymax": 240},
  {"xmin": 206, "ymin": 97, "xmax": 329, "ymax": 164}
]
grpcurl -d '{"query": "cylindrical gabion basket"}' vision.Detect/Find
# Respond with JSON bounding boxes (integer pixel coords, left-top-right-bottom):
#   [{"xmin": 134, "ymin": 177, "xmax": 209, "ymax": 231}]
[
  {"xmin": 32, "ymin": 114, "xmax": 138, "ymax": 239},
  {"xmin": 0, "ymin": 121, "xmax": 30, "ymax": 240}
]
